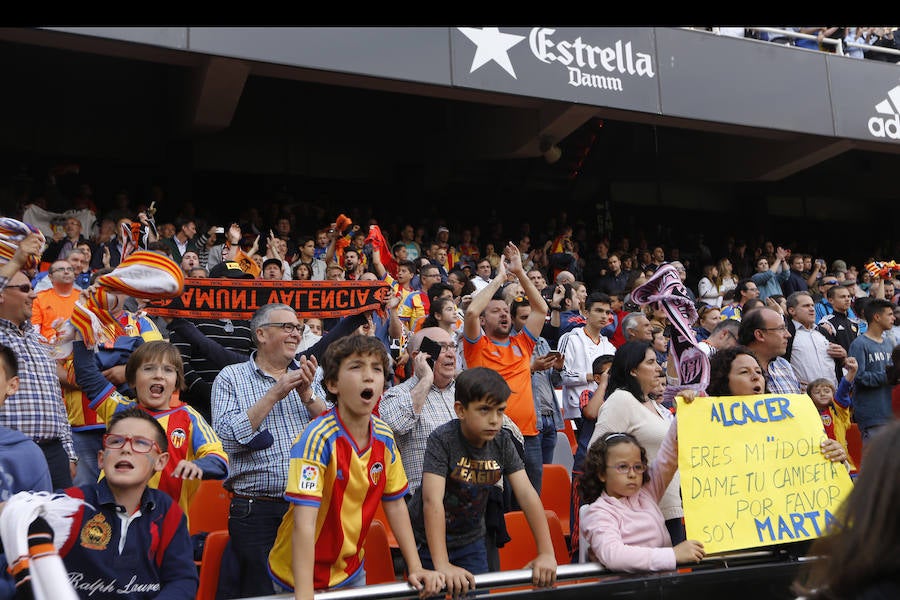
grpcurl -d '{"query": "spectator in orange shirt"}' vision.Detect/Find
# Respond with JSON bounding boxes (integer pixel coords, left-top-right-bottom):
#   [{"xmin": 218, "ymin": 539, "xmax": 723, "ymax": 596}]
[
  {"xmin": 463, "ymin": 241, "xmax": 548, "ymax": 495},
  {"xmin": 31, "ymin": 260, "xmax": 79, "ymax": 342}
]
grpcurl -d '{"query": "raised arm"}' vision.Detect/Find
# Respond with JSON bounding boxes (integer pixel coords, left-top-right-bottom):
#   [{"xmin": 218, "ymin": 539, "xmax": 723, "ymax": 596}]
[
  {"xmin": 323, "ymin": 224, "xmax": 338, "ymax": 265},
  {"xmin": 463, "ymin": 254, "xmax": 507, "ymax": 340},
  {"xmin": 506, "ymin": 241, "xmax": 549, "ymax": 337},
  {"xmin": 370, "ymin": 245, "xmax": 387, "ymax": 279},
  {"xmin": 299, "ymin": 312, "xmax": 368, "ymax": 362}
]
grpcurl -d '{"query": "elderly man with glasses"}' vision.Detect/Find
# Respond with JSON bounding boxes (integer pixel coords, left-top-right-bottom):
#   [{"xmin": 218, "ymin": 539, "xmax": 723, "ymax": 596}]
[
  {"xmin": 737, "ymin": 307, "xmax": 801, "ymax": 394},
  {"xmin": 380, "ymin": 326, "xmax": 460, "ymax": 497},
  {"xmin": 209, "ymin": 302, "xmax": 322, "ymax": 597},
  {"xmin": 0, "ymin": 233, "xmax": 77, "ymax": 489}
]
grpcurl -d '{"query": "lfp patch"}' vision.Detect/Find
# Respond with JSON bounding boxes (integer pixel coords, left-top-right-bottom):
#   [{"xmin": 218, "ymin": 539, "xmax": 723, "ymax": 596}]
[{"xmin": 298, "ymin": 464, "xmax": 319, "ymax": 492}]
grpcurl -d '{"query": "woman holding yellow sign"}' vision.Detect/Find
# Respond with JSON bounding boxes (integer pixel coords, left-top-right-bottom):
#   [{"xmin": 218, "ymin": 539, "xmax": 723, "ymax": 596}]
[{"xmin": 707, "ymin": 347, "xmax": 849, "ymax": 465}]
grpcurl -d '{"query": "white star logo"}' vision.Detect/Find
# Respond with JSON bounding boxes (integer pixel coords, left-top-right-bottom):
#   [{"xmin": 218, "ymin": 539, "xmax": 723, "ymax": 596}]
[{"xmin": 458, "ymin": 27, "xmax": 526, "ymax": 79}]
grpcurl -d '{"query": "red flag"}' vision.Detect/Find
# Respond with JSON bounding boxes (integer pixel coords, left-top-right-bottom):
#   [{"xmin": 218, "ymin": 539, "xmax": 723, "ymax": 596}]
[{"xmin": 365, "ymin": 224, "xmax": 397, "ymax": 278}]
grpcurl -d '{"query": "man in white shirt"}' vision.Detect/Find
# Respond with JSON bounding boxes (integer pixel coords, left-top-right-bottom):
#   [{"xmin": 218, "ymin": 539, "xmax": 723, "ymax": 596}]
[
  {"xmin": 557, "ymin": 292, "xmax": 616, "ymax": 425},
  {"xmin": 786, "ymin": 291, "xmax": 846, "ymax": 390},
  {"xmin": 471, "ymin": 257, "xmax": 493, "ymax": 293}
]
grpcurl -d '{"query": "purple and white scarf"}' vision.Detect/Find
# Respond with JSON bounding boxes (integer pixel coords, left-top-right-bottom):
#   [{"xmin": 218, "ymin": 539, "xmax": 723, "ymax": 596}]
[{"xmin": 631, "ymin": 264, "xmax": 709, "ymax": 400}]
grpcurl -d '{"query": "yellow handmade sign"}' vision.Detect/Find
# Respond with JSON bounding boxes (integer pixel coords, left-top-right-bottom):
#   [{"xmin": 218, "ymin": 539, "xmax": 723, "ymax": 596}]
[{"xmin": 676, "ymin": 393, "xmax": 853, "ymax": 554}]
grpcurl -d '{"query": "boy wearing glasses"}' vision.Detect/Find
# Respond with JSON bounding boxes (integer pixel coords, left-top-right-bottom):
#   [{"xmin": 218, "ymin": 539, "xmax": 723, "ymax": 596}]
[{"xmin": 59, "ymin": 407, "xmax": 198, "ymax": 599}]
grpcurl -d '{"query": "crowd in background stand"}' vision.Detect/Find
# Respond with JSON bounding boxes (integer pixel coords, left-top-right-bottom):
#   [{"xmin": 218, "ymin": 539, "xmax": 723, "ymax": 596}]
[{"xmin": 706, "ymin": 27, "xmax": 900, "ymax": 61}]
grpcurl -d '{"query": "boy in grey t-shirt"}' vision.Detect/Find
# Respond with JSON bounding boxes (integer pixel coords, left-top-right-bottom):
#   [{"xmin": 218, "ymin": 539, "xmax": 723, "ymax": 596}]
[{"xmin": 407, "ymin": 367, "xmax": 557, "ymax": 597}]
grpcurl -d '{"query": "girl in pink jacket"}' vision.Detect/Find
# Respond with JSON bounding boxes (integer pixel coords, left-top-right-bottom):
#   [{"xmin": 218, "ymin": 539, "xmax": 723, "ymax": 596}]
[{"xmin": 578, "ymin": 423, "xmax": 705, "ymax": 572}]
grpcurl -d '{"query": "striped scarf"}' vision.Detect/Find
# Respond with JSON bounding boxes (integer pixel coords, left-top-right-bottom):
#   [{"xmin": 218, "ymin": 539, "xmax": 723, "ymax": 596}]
[
  {"xmin": 71, "ymin": 251, "xmax": 184, "ymax": 348},
  {"xmin": 0, "ymin": 217, "xmax": 45, "ymax": 270},
  {"xmin": 865, "ymin": 260, "xmax": 900, "ymax": 279}
]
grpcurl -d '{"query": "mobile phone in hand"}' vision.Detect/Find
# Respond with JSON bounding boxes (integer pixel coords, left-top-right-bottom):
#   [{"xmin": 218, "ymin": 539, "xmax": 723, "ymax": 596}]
[{"xmin": 419, "ymin": 336, "xmax": 442, "ymax": 370}]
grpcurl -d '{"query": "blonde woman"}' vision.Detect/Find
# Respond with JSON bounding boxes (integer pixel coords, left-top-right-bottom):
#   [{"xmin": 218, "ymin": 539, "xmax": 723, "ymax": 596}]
[{"xmin": 715, "ymin": 257, "xmax": 738, "ymax": 302}]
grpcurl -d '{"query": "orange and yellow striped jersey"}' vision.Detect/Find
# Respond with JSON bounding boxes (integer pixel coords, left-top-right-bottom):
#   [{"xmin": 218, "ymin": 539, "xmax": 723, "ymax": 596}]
[{"xmin": 268, "ymin": 409, "xmax": 408, "ymax": 591}]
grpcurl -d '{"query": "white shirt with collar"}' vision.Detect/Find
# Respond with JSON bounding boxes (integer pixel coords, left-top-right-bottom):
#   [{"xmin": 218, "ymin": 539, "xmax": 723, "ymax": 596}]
[
  {"xmin": 471, "ymin": 276, "xmax": 491, "ymax": 293},
  {"xmin": 790, "ymin": 319, "xmax": 837, "ymax": 389}
]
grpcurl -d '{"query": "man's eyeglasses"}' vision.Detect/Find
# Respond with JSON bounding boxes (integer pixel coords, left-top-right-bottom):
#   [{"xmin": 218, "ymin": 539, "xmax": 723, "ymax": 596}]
[
  {"xmin": 438, "ymin": 342, "xmax": 458, "ymax": 352},
  {"xmin": 822, "ymin": 280, "xmax": 838, "ymax": 285},
  {"xmin": 606, "ymin": 463, "xmax": 647, "ymax": 475},
  {"xmin": 261, "ymin": 322, "xmax": 304, "ymax": 333},
  {"xmin": 4, "ymin": 283, "xmax": 32, "ymax": 293},
  {"xmin": 760, "ymin": 325, "xmax": 789, "ymax": 333},
  {"xmin": 103, "ymin": 433, "xmax": 161, "ymax": 454},
  {"xmin": 51, "ymin": 266, "xmax": 75, "ymax": 273}
]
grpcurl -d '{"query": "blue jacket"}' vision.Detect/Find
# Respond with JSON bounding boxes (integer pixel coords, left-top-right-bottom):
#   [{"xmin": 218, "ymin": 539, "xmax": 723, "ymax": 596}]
[
  {"xmin": 751, "ymin": 267, "xmax": 790, "ymax": 301},
  {"xmin": 0, "ymin": 426, "xmax": 53, "ymax": 600},
  {"xmin": 60, "ymin": 480, "xmax": 198, "ymax": 600}
]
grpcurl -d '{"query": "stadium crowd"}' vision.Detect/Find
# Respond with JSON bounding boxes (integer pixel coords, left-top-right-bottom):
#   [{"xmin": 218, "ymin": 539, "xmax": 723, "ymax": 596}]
[
  {"xmin": 0, "ymin": 182, "xmax": 898, "ymax": 599},
  {"xmin": 707, "ymin": 27, "xmax": 900, "ymax": 60}
]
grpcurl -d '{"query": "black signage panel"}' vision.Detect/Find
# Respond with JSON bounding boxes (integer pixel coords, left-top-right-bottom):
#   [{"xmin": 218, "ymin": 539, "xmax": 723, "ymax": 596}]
[
  {"xmin": 829, "ymin": 55, "xmax": 900, "ymax": 144},
  {"xmin": 450, "ymin": 27, "xmax": 661, "ymax": 114},
  {"xmin": 656, "ymin": 28, "xmax": 835, "ymax": 136}
]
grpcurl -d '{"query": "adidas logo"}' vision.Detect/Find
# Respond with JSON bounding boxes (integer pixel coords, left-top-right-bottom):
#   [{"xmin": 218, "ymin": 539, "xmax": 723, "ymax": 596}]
[{"xmin": 868, "ymin": 84, "xmax": 900, "ymax": 139}]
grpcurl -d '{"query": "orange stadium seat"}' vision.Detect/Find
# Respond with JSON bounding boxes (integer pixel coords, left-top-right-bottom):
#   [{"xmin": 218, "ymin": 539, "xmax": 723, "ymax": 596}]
[
  {"xmin": 188, "ymin": 479, "xmax": 231, "ymax": 537},
  {"xmin": 544, "ymin": 509, "xmax": 572, "ymax": 565},
  {"xmin": 562, "ymin": 419, "xmax": 578, "ymax": 455},
  {"xmin": 364, "ymin": 519, "xmax": 398, "ymax": 584},
  {"xmin": 499, "ymin": 509, "xmax": 570, "ymax": 570},
  {"xmin": 540, "ymin": 464, "xmax": 572, "ymax": 535},
  {"xmin": 196, "ymin": 529, "xmax": 230, "ymax": 600}
]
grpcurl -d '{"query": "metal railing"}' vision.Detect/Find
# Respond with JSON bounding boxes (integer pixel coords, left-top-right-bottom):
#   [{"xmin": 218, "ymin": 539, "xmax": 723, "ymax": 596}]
[
  {"xmin": 747, "ymin": 27, "xmax": 843, "ymax": 55},
  {"xmin": 698, "ymin": 27, "xmax": 900, "ymax": 62},
  {"xmin": 244, "ymin": 549, "xmax": 808, "ymax": 600}
]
